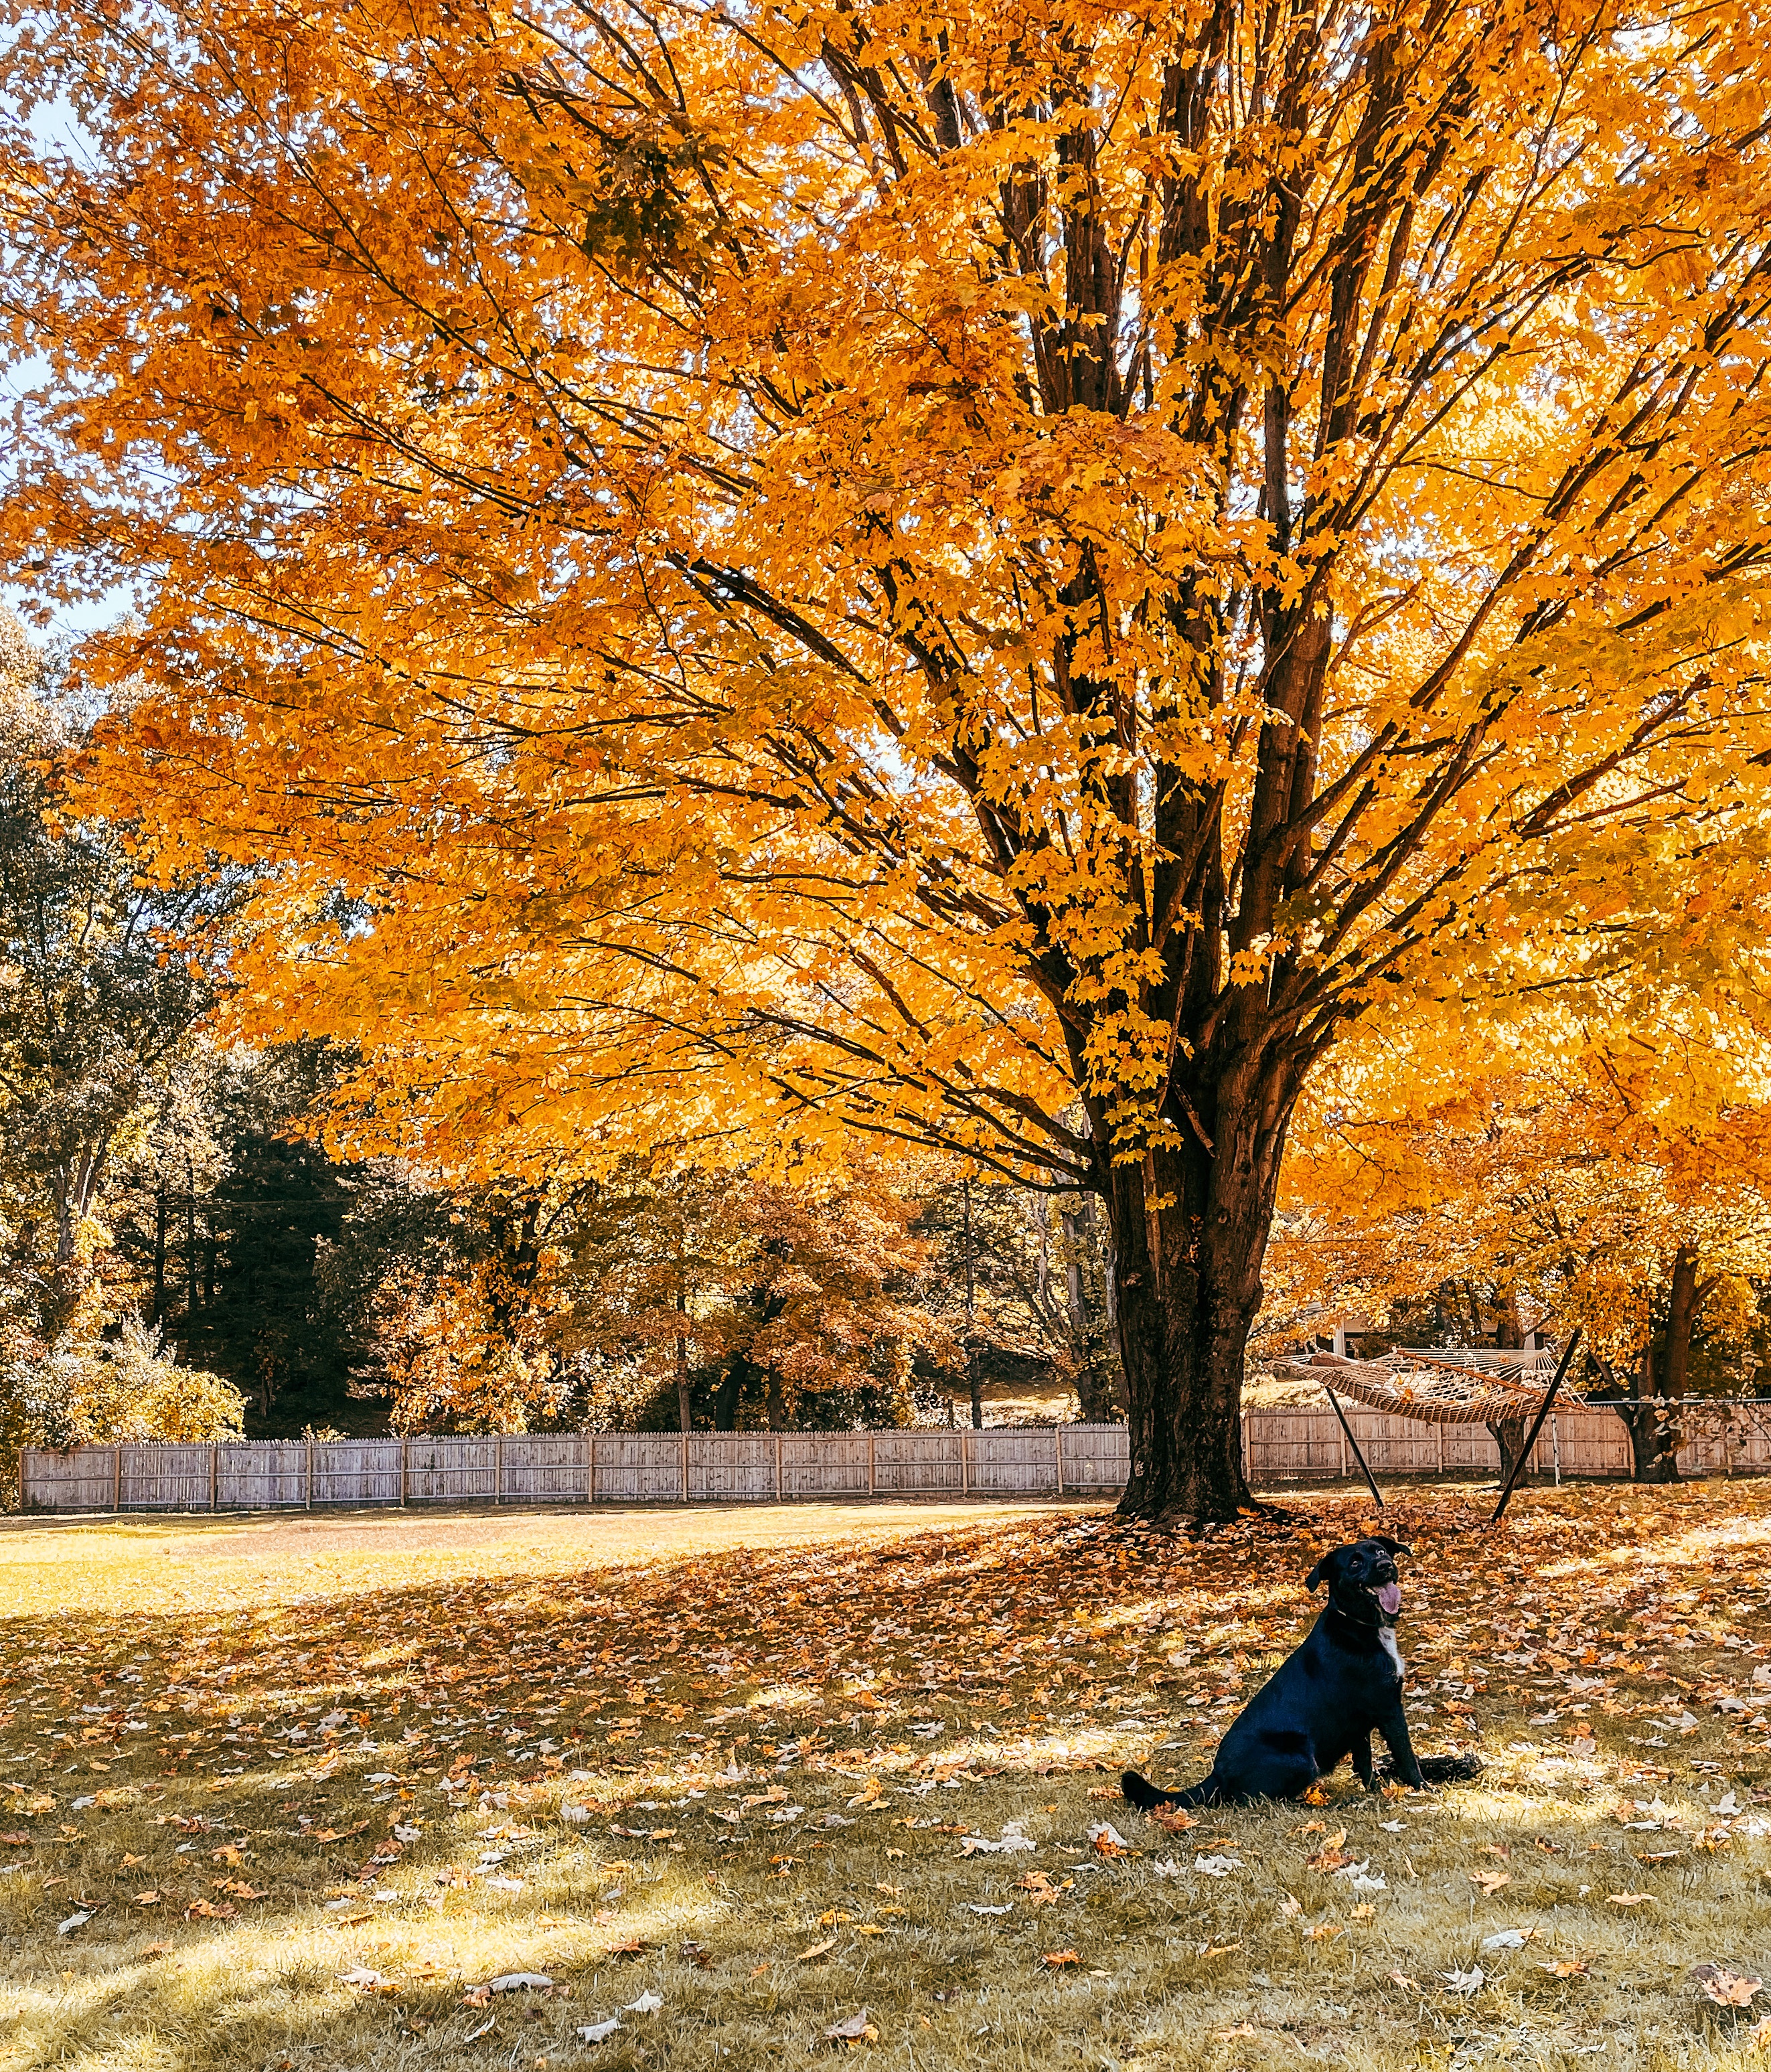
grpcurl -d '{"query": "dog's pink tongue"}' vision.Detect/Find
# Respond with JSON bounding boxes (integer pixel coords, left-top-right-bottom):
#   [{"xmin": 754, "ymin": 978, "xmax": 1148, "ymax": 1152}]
[{"xmin": 1377, "ymin": 1583, "xmax": 1402, "ymax": 1615}]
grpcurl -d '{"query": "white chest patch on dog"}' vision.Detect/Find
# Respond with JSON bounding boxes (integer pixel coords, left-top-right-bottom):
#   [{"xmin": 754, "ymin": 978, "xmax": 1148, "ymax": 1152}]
[{"xmin": 1379, "ymin": 1629, "xmax": 1405, "ymax": 1680}]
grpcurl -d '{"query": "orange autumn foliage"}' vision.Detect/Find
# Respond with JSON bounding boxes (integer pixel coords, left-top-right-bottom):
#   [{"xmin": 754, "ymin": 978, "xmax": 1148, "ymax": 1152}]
[{"xmin": 5, "ymin": 0, "xmax": 1771, "ymax": 1512}]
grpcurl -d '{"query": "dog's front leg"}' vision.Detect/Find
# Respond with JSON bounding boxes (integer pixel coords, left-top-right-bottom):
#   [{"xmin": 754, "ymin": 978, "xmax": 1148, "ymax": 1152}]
[
  {"xmin": 1352, "ymin": 1733, "xmax": 1376, "ymax": 1791},
  {"xmin": 1376, "ymin": 1705, "xmax": 1425, "ymax": 1789}
]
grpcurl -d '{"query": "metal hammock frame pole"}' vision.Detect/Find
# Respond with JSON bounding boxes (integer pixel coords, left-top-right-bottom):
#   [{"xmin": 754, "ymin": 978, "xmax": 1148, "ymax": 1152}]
[
  {"xmin": 1320, "ymin": 1382, "xmax": 1385, "ymax": 1510},
  {"xmin": 1488, "ymin": 1328, "xmax": 1584, "ymax": 1526}
]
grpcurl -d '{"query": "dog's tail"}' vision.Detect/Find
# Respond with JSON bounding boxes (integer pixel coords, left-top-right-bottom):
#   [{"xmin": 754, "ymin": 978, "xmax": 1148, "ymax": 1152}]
[
  {"xmin": 1122, "ymin": 1767, "xmax": 1220, "ymax": 1812},
  {"xmin": 1377, "ymin": 1752, "xmax": 1484, "ymax": 1784}
]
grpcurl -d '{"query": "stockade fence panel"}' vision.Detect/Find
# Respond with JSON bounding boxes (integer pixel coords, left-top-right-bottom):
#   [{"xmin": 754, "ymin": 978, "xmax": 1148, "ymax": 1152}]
[
  {"xmin": 19, "ymin": 1407, "xmax": 1771, "ymax": 1514},
  {"xmin": 592, "ymin": 1435, "xmax": 684, "ymax": 1506},
  {"xmin": 216, "ymin": 1441, "xmax": 307, "ymax": 1510},
  {"xmin": 784, "ymin": 1435, "xmax": 870, "ymax": 1498},
  {"xmin": 311, "ymin": 1440, "xmax": 402, "ymax": 1507}
]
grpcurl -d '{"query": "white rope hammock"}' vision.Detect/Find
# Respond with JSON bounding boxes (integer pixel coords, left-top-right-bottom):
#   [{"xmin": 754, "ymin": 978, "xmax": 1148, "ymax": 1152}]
[{"xmin": 1305, "ymin": 1347, "xmax": 1561, "ymax": 1427}]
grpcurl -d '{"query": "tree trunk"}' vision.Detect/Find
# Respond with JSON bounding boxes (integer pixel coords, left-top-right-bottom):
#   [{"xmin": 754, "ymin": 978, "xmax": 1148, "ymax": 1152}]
[
  {"xmin": 1486, "ymin": 1418, "xmax": 1531, "ymax": 1488},
  {"xmin": 1617, "ymin": 1396, "xmax": 1682, "ymax": 1482},
  {"xmin": 674, "ymin": 1245, "xmax": 693, "ymax": 1435},
  {"xmin": 185, "ymin": 1163, "xmax": 199, "ymax": 1316},
  {"xmin": 151, "ymin": 1184, "xmax": 167, "ymax": 1327},
  {"xmin": 1608, "ymin": 1322, "xmax": 1681, "ymax": 1482},
  {"xmin": 1663, "ymin": 1243, "xmax": 1700, "ymax": 1399},
  {"xmin": 961, "ymin": 1176, "xmax": 982, "ymax": 1431},
  {"xmin": 1107, "ymin": 1062, "xmax": 1287, "ymax": 1522},
  {"xmin": 765, "ymin": 1370, "xmax": 786, "ymax": 1432},
  {"xmin": 712, "ymin": 1366, "xmax": 741, "ymax": 1431}
]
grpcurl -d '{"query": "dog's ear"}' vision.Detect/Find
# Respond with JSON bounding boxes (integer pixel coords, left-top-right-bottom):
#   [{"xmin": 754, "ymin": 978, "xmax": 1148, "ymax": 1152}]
[
  {"xmin": 1372, "ymin": 1536, "xmax": 1411, "ymax": 1557},
  {"xmin": 1305, "ymin": 1548, "xmax": 1342, "ymax": 1591}
]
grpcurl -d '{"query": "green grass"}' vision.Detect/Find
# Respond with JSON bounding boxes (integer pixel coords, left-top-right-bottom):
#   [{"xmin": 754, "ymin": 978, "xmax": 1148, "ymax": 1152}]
[{"xmin": 1, "ymin": 1482, "xmax": 1770, "ymax": 2070}]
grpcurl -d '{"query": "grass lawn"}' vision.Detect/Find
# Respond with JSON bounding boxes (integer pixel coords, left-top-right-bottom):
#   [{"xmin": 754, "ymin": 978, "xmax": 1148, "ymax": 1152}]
[{"xmin": 2, "ymin": 1482, "xmax": 1770, "ymax": 2071}]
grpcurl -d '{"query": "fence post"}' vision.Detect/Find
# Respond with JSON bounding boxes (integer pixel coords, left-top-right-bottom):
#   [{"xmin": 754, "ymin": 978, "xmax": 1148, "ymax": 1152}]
[
  {"xmin": 1338, "ymin": 1419, "xmax": 1349, "ymax": 1480},
  {"xmin": 1054, "ymin": 1425, "xmax": 1064, "ymax": 1497},
  {"xmin": 959, "ymin": 1430, "xmax": 969, "ymax": 1500},
  {"xmin": 775, "ymin": 1433, "xmax": 783, "ymax": 1502},
  {"xmin": 681, "ymin": 1431, "xmax": 690, "ymax": 1504},
  {"xmin": 210, "ymin": 1443, "xmax": 218, "ymax": 1514},
  {"xmin": 867, "ymin": 1429, "xmax": 875, "ymax": 1497},
  {"xmin": 1436, "ymin": 1422, "xmax": 1444, "ymax": 1476},
  {"xmin": 585, "ymin": 1431, "xmax": 595, "ymax": 1504},
  {"xmin": 495, "ymin": 1433, "xmax": 504, "ymax": 1504},
  {"xmin": 400, "ymin": 1437, "xmax": 409, "ymax": 1507},
  {"xmin": 114, "ymin": 1445, "xmax": 123, "ymax": 1514},
  {"xmin": 305, "ymin": 1437, "xmax": 313, "ymax": 1510}
]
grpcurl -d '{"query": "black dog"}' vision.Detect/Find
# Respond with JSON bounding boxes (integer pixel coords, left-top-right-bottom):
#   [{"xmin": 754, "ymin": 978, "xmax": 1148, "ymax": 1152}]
[{"xmin": 1122, "ymin": 1536, "xmax": 1480, "ymax": 1811}]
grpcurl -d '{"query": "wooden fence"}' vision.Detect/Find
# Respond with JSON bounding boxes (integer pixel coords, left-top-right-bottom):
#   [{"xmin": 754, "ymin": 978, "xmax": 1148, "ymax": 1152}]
[{"xmin": 19, "ymin": 1403, "xmax": 1771, "ymax": 1514}]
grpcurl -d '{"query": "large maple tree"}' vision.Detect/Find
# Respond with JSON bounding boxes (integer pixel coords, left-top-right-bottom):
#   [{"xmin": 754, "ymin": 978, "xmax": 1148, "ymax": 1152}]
[{"xmin": 5, "ymin": 0, "xmax": 1771, "ymax": 1516}]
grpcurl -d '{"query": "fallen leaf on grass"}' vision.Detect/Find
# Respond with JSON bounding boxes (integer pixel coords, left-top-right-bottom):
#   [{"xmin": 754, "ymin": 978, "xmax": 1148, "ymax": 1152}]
[
  {"xmin": 0, "ymin": 1833, "xmax": 27, "ymax": 1846},
  {"xmin": 1750, "ymin": 2015, "xmax": 1771, "ymax": 2051},
  {"xmin": 797, "ymin": 1937, "xmax": 838, "ymax": 1961},
  {"xmin": 1304, "ymin": 1923, "xmax": 1341, "ymax": 1942},
  {"xmin": 1540, "ymin": 1960, "xmax": 1591, "ymax": 1978},
  {"xmin": 1387, "ymin": 1972, "xmax": 1420, "ymax": 1992},
  {"xmin": 1607, "ymin": 1893, "xmax": 1655, "ymax": 1907},
  {"xmin": 960, "ymin": 1823, "xmax": 1034, "ymax": 1856},
  {"xmin": 1482, "ymin": 1928, "xmax": 1538, "ymax": 1951},
  {"xmin": 1085, "ymin": 1822, "xmax": 1128, "ymax": 1856},
  {"xmin": 1440, "ymin": 1968, "xmax": 1485, "ymax": 1997},
  {"xmin": 1304, "ymin": 1830, "xmax": 1351, "ymax": 1872},
  {"xmin": 826, "ymin": 2009, "xmax": 877, "ymax": 2044},
  {"xmin": 578, "ymin": 2018, "xmax": 622, "ymax": 2045},
  {"xmin": 56, "ymin": 1911, "xmax": 92, "ymax": 1935},
  {"xmin": 625, "ymin": 1991, "xmax": 664, "ymax": 2015},
  {"xmin": 1041, "ymin": 1949, "xmax": 1079, "ymax": 1968},
  {"xmin": 1213, "ymin": 2026, "xmax": 1258, "ymax": 2042},
  {"xmin": 1468, "ymin": 1870, "xmax": 1511, "ymax": 1895},
  {"xmin": 485, "ymin": 1973, "xmax": 555, "ymax": 1994},
  {"xmin": 183, "ymin": 1901, "xmax": 236, "ymax": 1921},
  {"xmin": 339, "ymin": 1966, "xmax": 396, "ymax": 1994},
  {"xmin": 1195, "ymin": 1854, "xmax": 1243, "ymax": 1877},
  {"xmin": 134, "ymin": 1890, "xmax": 161, "ymax": 1907},
  {"xmin": 1692, "ymin": 1964, "xmax": 1762, "ymax": 2006}
]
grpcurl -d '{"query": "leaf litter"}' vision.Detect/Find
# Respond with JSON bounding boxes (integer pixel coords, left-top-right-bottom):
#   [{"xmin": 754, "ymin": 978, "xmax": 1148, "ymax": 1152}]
[{"xmin": 2, "ymin": 1488, "xmax": 1771, "ymax": 2071}]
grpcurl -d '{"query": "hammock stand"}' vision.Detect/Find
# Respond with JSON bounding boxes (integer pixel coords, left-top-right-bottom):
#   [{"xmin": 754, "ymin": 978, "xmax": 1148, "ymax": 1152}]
[{"xmin": 1300, "ymin": 1332, "xmax": 1584, "ymax": 1522}]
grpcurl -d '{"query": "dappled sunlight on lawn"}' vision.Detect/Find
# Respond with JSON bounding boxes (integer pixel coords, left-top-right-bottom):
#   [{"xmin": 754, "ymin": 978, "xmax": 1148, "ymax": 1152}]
[{"xmin": 2, "ymin": 1487, "xmax": 1771, "ymax": 2068}]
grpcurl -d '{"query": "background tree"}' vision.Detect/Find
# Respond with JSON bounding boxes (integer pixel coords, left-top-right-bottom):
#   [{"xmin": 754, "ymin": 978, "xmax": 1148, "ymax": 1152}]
[
  {"xmin": 0, "ymin": 614, "xmax": 244, "ymax": 1487},
  {"xmin": 7, "ymin": 0, "xmax": 1771, "ymax": 1514},
  {"xmin": 1274, "ymin": 998, "xmax": 1771, "ymax": 1479},
  {"xmin": 913, "ymin": 1180, "xmax": 1122, "ymax": 1425}
]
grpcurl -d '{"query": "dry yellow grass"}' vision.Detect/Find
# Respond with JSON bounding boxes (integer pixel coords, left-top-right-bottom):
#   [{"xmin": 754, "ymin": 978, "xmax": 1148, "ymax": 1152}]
[{"xmin": 1, "ymin": 1483, "xmax": 1770, "ymax": 2071}]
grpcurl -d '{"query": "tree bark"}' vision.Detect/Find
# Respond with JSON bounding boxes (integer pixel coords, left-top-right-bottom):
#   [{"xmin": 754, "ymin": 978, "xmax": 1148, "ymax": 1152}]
[
  {"xmin": 151, "ymin": 1183, "xmax": 167, "ymax": 1327},
  {"xmin": 1486, "ymin": 1418, "xmax": 1531, "ymax": 1488},
  {"xmin": 1106, "ymin": 1058, "xmax": 1291, "ymax": 1522},
  {"xmin": 674, "ymin": 1243, "xmax": 693, "ymax": 1435},
  {"xmin": 962, "ymin": 1176, "xmax": 982, "ymax": 1431},
  {"xmin": 1608, "ymin": 1318, "xmax": 1682, "ymax": 1482},
  {"xmin": 1663, "ymin": 1243, "xmax": 1704, "ymax": 1399},
  {"xmin": 712, "ymin": 1366, "xmax": 741, "ymax": 1431}
]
